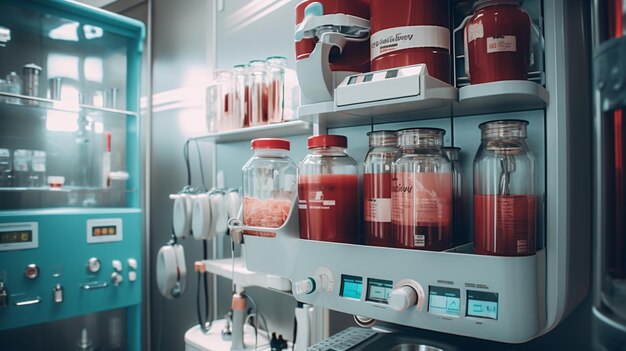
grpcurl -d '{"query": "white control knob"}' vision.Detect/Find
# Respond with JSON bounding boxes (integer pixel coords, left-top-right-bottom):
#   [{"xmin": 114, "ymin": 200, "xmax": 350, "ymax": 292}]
[
  {"xmin": 293, "ymin": 277, "xmax": 316, "ymax": 295},
  {"xmin": 111, "ymin": 272, "xmax": 124, "ymax": 286},
  {"xmin": 112, "ymin": 260, "xmax": 123, "ymax": 272},
  {"xmin": 388, "ymin": 286, "xmax": 418, "ymax": 311},
  {"xmin": 128, "ymin": 271, "xmax": 137, "ymax": 282},
  {"xmin": 127, "ymin": 258, "xmax": 138, "ymax": 270},
  {"xmin": 87, "ymin": 257, "xmax": 101, "ymax": 273}
]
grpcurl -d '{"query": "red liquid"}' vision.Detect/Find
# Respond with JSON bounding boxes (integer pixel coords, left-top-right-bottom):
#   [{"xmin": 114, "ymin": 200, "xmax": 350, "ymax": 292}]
[
  {"xmin": 391, "ymin": 172, "xmax": 453, "ymax": 251},
  {"xmin": 244, "ymin": 86, "xmax": 250, "ymax": 127},
  {"xmin": 268, "ymin": 79, "xmax": 283, "ymax": 123},
  {"xmin": 370, "ymin": 0, "xmax": 451, "ymax": 83},
  {"xmin": 364, "ymin": 173, "xmax": 393, "ymax": 247},
  {"xmin": 465, "ymin": 4, "xmax": 531, "ymax": 84},
  {"xmin": 298, "ymin": 174, "xmax": 359, "ymax": 243},
  {"xmin": 474, "ymin": 194, "xmax": 536, "ymax": 256},
  {"xmin": 606, "ymin": 109, "xmax": 626, "ymax": 278}
]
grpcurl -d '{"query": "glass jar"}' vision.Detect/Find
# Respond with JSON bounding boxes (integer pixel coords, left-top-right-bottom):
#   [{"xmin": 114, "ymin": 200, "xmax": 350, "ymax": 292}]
[
  {"xmin": 249, "ymin": 59, "xmax": 269, "ymax": 126},
  {"xmin": 5, "ymin": 71, "xmax": 20, "ymax": 104},
  {"xmin": 232, "ymin": 64, "xmax": 250, "ymax": 128},
  {"xmin": 392, "ymin": 128, "xmax": 453, "ymax": 251},
  {"xmin": 0, "ymin": 148, "xmax": 12, "ymax": 187},
  {"xmin": 464, "ymin": 0, "xmax": 531, "ymax": 84},
  {"xmin": 266, "ymin": 56, "xmax": 287, "ymax": 124},
  {"xmin": 206, "ymin": 70, "xmax": 233, "ymax": 132},
  {"xmin": 370, "ymin": 0, "xmax": 451, "ymax": 83},
  {"xmin": 473, "ymin": 120, "xmax": 536, "ymax": 256},
  {"xmin": 13, "ymin": 149, "xmax": 31, "ymax": 188},
  {"xmin": 30, "ymin": 150, "xmax": 46, "ymax": 187},
  {"xmin": 242, "ymin": 138, "xmax": 297, "ymax": 237},
  {"xmin": 442, "ymin": 147, "xmax": 462, "ymax": 247},
  {"xmin": 364, "ymin": 130, "xmax": 397, "ymax": 247},
  {"xmin": 298, "ymin": 135, "xmax": 359, "ymax": 243}
]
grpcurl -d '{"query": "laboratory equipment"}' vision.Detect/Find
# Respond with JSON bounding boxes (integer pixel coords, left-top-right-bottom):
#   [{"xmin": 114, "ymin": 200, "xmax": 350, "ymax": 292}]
[
  {"xmin": 592, "ymin": 0, "xmax": 626, "ymax": 348},
  {"xmin": 442, "ymin": 146, "xmax": 463, "ymax": 247},
  {"xmin": 242, "ymin": 138, "xmax": 297, "ymax": 237},
  {"xmin": 464, "ymin": 0, "xmax": 531, "ymax": 84},
  {"xmin": 298, "ymin": 135, "xmax": 359, "ymax": 243},
  {"xmin": 5, "ymin": 71, "xmax": 20, "ymax": 104},
  {"xmin": 392, "ymin": 128, "xmax": 453, "ymax": 251},
  {"xmin": 294, "ymin": 0, "xmax": 370, "ymax": 104},
  {"xmin": 232, "ymin": 64, "xmax": 250, "ymax": 129},
  {"xmin": 249, "ymin": 60, "xmax": 268, "ymax": 126},
  {"xmin": 370, "ymin": 0, "xmax": 451, "ymax": 83},
  {"xmin": 473, "ymin": 120, "xmax": 536, "ymax": 256},
  {"xmin": 0, "ymin": 1, "xmax": 144, "ymax": 350},
  {"xmin": 363, "ymin": 130, "xmax": 397, "ymax": 247}
]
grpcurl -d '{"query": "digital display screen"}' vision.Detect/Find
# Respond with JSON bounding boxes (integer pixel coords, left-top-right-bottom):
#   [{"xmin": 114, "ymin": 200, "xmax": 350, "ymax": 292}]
[
  {"xmin": 366, "ymin": 278, "xmax": 393, "ymax": 304},
  {"xmin": 363, "ymin": 74, "xmax": 373, "ymax": 82},
  {"xmin": 92, "ymin": 225, "xmax": 117, "ymax": 237},
  {"xmin": 340, "ymin": 275, "xmax": 363, "ymax": 300},
  {"xmin": 428, "ymin": 286, "xmax": 461, "ymax": 317},
  {"xmin": 0, "ymin": 230, "xmax": 32, "ymax": 244},
  {"xmin": 385, "ymin": 69, "xmax": 399, "ymax": 79},
  {"xmin": 348, "ymin": 76, "xmax": 358, "ymax": 85},
  {"xmin": 466, "ymin": 290, "xmax": 499, "ymax": 320}
]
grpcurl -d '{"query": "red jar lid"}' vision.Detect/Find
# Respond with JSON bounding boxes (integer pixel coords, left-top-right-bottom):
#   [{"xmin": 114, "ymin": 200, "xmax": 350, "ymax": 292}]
[
  {"xmin": 308, "ymin": 135, "xmax": 348, "ymax": 149},
  {"xmin": 251, "ymin": 138, "xmax": 290, "ymax": 150}
]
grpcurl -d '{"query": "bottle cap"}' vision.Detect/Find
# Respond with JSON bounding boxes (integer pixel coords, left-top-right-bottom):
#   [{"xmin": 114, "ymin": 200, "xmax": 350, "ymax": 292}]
[
  {"xmin": 251, "ymin": 138, "xmax": 290, "ymax": 151},
  {"xmin": 307, "ymin": 135, "xmax": 347, "ymax": 149}
]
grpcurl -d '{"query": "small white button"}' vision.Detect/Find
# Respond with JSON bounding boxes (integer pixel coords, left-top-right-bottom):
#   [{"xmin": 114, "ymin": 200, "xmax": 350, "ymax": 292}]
[
  {"xmin": 128, "ymin": 271, "xmax": 137, "ymax": 282},
  {"xmin": 112, "ymin": 260, "xmax": 123, "ymax": 272},
  {"xmin": 127, "ymin": 258, "xmax": 138, "ymax": 270}
]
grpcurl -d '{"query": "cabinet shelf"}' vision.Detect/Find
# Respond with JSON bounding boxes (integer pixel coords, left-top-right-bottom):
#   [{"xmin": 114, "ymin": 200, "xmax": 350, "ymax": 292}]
[
  {"xmin": 201, "ymin": 257, "xmax": 291, "ymax": 292},
  {"xmin": 0, "ymin": 92, "xmax": 138, "ymax": 118},
  {"xmin": 0, "ymin": 186, "xmax": 136, "ymax": 193},
  {"xmin": 297, "ymin": 80, "xmax": 548, "ymax": 128},
  {"xmin": 193, "ymin": 120, "xmax": 312, "ymax": 143}
]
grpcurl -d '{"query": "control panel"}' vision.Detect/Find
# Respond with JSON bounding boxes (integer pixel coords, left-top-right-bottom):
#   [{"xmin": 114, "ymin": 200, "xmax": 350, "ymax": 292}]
[
  {"xmin": 307, "ymin": 327, "xmax": 377, "ymax": 351},
  {"xmin": 0, "ymin": 209, "xmax": 142, "ymax": 331},
  {"xmin": 287, "ymin": 240, "xmax": 545, "ymax": 343}
]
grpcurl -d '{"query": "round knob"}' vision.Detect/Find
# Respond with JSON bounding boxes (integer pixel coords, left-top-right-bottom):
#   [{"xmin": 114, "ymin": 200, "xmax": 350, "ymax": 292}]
[
  {"xmin": 111, "ymin": 272, "xmax": 124, "ymax": 286},
  {"xmin": 388, "ymin": 286, "xmax": 418, "ymax": 311},
  {"xmin": 293, "ymin": 277, "xmax": 316, "ymax": 295},
  {"xmin": 24, "ymin": 264, "xmax": 39, "ymax": 279},
  {"xmin": 87, "ymin": 257, "xmax": 101, "ymax": 273}
]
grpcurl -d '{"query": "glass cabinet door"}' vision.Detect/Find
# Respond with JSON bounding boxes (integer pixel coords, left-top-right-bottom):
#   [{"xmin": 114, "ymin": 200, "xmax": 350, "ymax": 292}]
[{"xmin": 0, "ymin": 0, "xmax": 143, "ymax": 210}]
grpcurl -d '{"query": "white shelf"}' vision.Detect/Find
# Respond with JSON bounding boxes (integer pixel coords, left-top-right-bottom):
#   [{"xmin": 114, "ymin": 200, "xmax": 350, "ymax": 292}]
[
  {"xmin": 0, "ymin": 91, "xmax": 138, "ymax": 117},
  {"xmin": 455, "ymin": 80, "xmax": 549, "ymax": 116},
  {"xmin": 194, "ymin": 120, "xmax": 312, "ymax": 143},
  {"xmin": 297, "ymin": 80, "xmax": 548, "ymax": 128},
  {"xmin": 202, "ymin": 257, "xmax": 291, "ymax": 292}
]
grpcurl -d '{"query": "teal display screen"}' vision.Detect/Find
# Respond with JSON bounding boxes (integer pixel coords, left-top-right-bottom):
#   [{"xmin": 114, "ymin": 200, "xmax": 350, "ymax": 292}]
[
  {"xmin": 0, "ymin": 230, "xmax": 32, "ymax": 244},
  {"xmin": 366, "ymin": 278, "xmax": 393, "ymax": 304},
  {"xmin": 428, "ymin": 286, "xmax": 461, "ymax": 316},
  {"xmin": 467, "ymin": 290, "xmax": 499, "ymax": 320},
  {"xmin": 340, "ymin": 275, "xmax": 362, "ymax": 300}
]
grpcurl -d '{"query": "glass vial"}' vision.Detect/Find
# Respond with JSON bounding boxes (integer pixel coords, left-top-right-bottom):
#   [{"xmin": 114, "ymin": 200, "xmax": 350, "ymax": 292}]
[
  {"xmin": 232, "ymin": 64, "xmax": 250, "ymax": 128},
  {"xmin": 249, "ymin": 60, "xmax": 269, "ymax": 126},
  {"xmin": 242, "ymin": 138, "xmax": 297, "ymax": 237},
  {"xmin": 392, "ymin": 128, "xmax": 453, "ymax": 251},
  {"xmin": 442, "ymin": 147, "xmax": 463, "ymax": 247},
  {"xmin": 266, "ymin": 56, "xmax": 287, "ymax": 124},
  {"xmin": 473, "ymin": 119, "xmax": 536, "ymax": 256},
  {"xmin": 364, "ymin": 130, "xmax": 397, "ymax": 247},
  {"xmin": 298, "ymin": 135, "xmax": 359, "ymax": 243}
]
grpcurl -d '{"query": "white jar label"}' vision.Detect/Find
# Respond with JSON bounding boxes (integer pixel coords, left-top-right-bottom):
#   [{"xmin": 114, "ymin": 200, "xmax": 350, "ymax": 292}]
[
  {"xmin": 370, "ymin": 26, "xmax": 450, "ymax": 61},
  {"xmin": 486, "ymin": 35, "xmax": 517, "ymax": 53},
  {"xmin": 365, "ymin": 198, "xmax": 392, "ymax": 223},
  {"xmin": 466, "ymin": 22, "xmax": 484, "ymax": 43}
]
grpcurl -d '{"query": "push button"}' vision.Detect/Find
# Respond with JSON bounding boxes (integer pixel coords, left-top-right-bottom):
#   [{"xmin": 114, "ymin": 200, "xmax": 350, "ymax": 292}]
[{"xmin": 24, "ymin": 264, "xmax": 39, "ymax": 279}]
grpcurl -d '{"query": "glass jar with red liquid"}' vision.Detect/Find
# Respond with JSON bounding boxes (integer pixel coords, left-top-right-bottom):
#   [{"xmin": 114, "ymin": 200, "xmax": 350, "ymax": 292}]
[
  {"xmin": 473, "ymin": 120, "xmax": 536, "ymax": 256},
  {"xmin": 266, "ymin": 56, "xmax": 287, "ymax": 124},
  {"xmin": 370, "ymin": 0, "xmax": 451, "ymax": 83},
  {"xmin": 249, "ymin": 59, "xmax": 269, "ymax": 126},
  {"xmin": 392, "ymin": 128, "xmax": 453, "ymax": 251},
  {"xmin": 298, "ymin": 135, "xmax": 359, "ymax": 243},
  {"xmin": 464, "ymin": 0, "xmax": 531, "ymax": 84},
  {"xmin": 232, "ymin": 64, "xmax": 250, "ymax": 128},
  {"xmin": 242, "ymin": 138, "xmax": 297, "ymax": 237},
  {"xmin": 364, "ymin": 131, "xmax": 397, "ymax": 247},
  {"xmin": 443, "ymin": 147, "xmax": 463, "ymax": 247}
]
